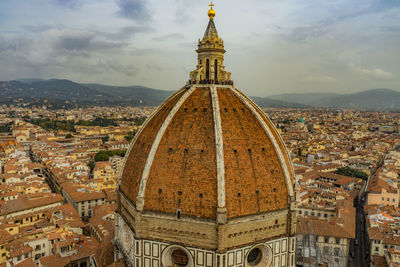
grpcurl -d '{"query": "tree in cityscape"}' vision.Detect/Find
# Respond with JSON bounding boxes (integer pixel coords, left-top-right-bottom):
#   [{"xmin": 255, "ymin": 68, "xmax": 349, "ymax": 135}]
[
  {"xmin": 94, "ymin": 150, "xmax": 126, "ymax": 162},
  {"xmin": 87, "ymin": 160, "xmax": 96, "ymax": 171},
  {"xmin": 124, "ymin": 130, "xmax": 137, "ymax": 142},
  {"xmin": 297, "ymin": 148, "xmax": 303, "ymax": 157},
  {"xmin": 26, "ymin": 118, "xmax": 76, "ymax": 132},
  {"xmin": 0, "ymin": 123, "xmax": 12, "ymax": 133},
  {"xmin": 76, "ymin": 117, "xmax": 118, "ymax": 127},
  {"xmin": 102, "ymin": 136, "xmax": 109, "ymax": 144},
  {"xmin": 335, "ymin": 166, "xmax": 368, "ymax": 180}
]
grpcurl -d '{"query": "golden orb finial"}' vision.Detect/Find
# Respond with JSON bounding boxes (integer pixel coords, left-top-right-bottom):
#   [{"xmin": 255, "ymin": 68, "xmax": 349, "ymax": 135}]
[{"xmin": 208, "ymin": 1, "xmax": 216, "ymax": 20}]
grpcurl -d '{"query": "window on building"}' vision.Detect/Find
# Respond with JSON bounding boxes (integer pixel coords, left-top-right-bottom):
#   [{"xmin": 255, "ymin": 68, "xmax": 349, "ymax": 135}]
[
  {"xmin": 171, "ymin": 249, "xmax": 189, "ymax": 267},
  {"xmin": 325, "ymin": 237, "xmax": 329, "ymax": 243},
  {"xmin": 335, "ymin": 238, "xmax": 340, "ymax": 244},
  {"xmin": 334, "ymin": 248, "xmax": 340, "ymax": 256},
  {"xmin": 177, "ymin": 209, "xmax": 181, "ymax": 219},
  {"xmin": 382, "ymin": 197, "xmax": 385, "ymax": 200},
  {"xmin": 214, "ymin": 59, "xmax": 218, "ymax": 81},
  {"xmin": 206, "ymin": 59, "xmax": 210, "ymax": 80},
  {"xmin": 375, "ymin": 247, "xmax": 379, "ymax": 251}
]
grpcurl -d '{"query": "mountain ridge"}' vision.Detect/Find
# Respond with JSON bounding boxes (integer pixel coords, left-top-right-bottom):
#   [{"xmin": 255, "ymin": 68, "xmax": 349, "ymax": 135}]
[
  {"xmin": 1, "ymin": 79, "xmax": 398, "ymax": 111},
  {"xmin": 269, "ymin": 88, "xmax": 400, "ymax": 111}
]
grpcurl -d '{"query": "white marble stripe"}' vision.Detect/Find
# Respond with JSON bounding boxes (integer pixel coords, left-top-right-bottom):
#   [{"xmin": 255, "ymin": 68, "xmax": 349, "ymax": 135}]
[
  {"xmin": 117, "ymin": 88, "xmax": 186, "ymax": 187},
  {"xmin": 230, "ymin": 86, "xmax": 294, "ymax": 196},
  {"xmin": 136, "ymin": 86, "xmax": 197, "ymax": 210},
  {"xmin": 210, "ymin": 85, "xmax": 226, "ymax": 209}
]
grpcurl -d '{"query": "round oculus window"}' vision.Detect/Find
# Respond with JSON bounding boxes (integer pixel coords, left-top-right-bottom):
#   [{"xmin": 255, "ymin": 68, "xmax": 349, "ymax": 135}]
[
  {"xmin": 247, "ymin": 248, "xmax": 262, "ymax": 266},
  {"xmin": 171, "ymin": 249, "xmax": 189, "ymax": 266}
]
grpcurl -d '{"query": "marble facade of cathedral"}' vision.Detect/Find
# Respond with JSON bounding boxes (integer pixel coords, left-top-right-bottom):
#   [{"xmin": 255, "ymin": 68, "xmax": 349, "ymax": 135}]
[{"xmin": 115, "ymin": 2, "xmax": 297, "ymax": 267}]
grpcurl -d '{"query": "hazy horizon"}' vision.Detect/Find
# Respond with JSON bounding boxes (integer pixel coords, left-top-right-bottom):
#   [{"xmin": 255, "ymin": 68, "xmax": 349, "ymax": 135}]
[{"xmin": 0, "ymin": 0, "xmax": 399, "ymax": 97}]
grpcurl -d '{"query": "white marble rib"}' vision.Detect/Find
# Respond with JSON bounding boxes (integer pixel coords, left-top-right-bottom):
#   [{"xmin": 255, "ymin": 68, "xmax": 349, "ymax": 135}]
[
  {"xmin": 237, "ymin": 89, "xmax": 296, "ymax": 184},
  {"xmin": 117, "ymin": 88, "xmax": 186, "ymax": 187},
  {"xmin": 210, "ymin": 85, "xmax": 226, "ymax": 209},
  {"xmin": 136, "ymin": 86, "xmax": 197, "ymax": 208}
]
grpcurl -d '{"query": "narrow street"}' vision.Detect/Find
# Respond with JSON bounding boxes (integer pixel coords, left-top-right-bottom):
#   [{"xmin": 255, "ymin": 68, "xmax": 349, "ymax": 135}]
[{"xmin": 351, "ymin": 199, "xmax": 370, "ymax": 267}]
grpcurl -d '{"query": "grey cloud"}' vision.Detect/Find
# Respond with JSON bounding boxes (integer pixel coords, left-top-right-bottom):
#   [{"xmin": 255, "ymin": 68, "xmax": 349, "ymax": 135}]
[
  {"xmin": 115, "ymin": 0, "xmax": 149, "ymax": 21},
  {"xmin": 178, "ymin": 41, "xmax": 195, "ymax": 49},
  {"xmin": 52, "ymin": 0, "xmax": 83, "ymax": 9},
  {"xmin": 57, "ymin": 35, "xmax": 94, "ymax": 51},
  {"xmin": 129, "ymin": 48, "xmax": 158, "ymax": 56},
  {"xmin": 0, "ymin": 37, "xmax": 17, "ymax": 52},
  {"xmin": 366, "ymin": 0, "xmax": 400, "ymax": 13},
  {"xmin": 349, "ymin": 64, "xmax": 394, "ymax": 80},
  {"xmin": 280, "ymin": 0, "xmax": 400, "ymax": 43},
  {"xmin": 0, "ymin": 36, "xmax": 35, "ymax": 54},
  {"xmin": 281, "ymin": 25, "xmax": 331, "ymax": 42},
  {"xmin": 22, "ymin": 25, "xmax": 54, "ymax": 33},
  {"xmin": 146, "ymin": 64, "xmax": 163, "ymax": 72},
  {"xmin": 381, "ymin": 25, "xmax": 400, "ymax": 33},
  {"xmin": 0, "ymin": 33, "xmax": 140, "ymax": 82},
  {"xmin": 152, "ymin": 33, "xmax": 185, "ymax": 41},
  {"xmin": 53, "ymin": 31, "xmax": 128, "ymax": 54},
  {"xmin": 99, "ymin": 26, "xmax": 153, "ymax": 40}
]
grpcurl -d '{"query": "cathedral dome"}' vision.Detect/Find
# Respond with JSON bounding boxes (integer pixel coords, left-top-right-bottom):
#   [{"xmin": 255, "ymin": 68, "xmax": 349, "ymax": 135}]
[
  {"xmin": 116, "ymin": 3, "xmax": 296, "ymax": 262},
  {"xmin": 119, "ymin": 85, "xmax": 294, "ymax": 220}
]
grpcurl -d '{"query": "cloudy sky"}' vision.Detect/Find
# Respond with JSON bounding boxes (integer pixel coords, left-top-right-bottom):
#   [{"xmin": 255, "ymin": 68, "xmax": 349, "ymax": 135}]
[{"xmin": 0, "ymin": 0, "xmax": 399, "ymax": 96}]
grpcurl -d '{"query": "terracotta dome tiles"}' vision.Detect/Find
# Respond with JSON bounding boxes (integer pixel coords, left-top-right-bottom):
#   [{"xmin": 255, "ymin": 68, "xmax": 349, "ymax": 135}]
[
  {"xmin": 217, "ymin": 88, "xmax": 288, "ymax": 218},
  {"xmin": 120, "ymin": 86, "xmax": 292, "ymax": 220},
  {"xmin": 144, "ymin": 88, "xmax": 218, "ymax": 218},
  {"xmin": 120, "ymin": 89, "xmax": 186, "ymax": 203}
]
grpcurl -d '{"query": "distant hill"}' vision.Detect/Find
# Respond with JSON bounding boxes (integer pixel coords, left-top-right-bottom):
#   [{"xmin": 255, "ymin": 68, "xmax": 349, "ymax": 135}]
[
  {"xmin": 269, "ymin": 88, "xmax": 400, "ymax": 111},
  {"xmin": 0, "ymin": 79, "xmax": 304, "ymax": 108},
  {"xmin": 268, "ymin": 93, "xmax": 338, "ymax": 106},
  {"xmin": 16, "ymin": 78, "xmax": 45, "ymax": 83},
  {"xmin": 0, "ymin": 79, "xmax": 172, "ymax": 107},
  {"xmin": 251, "ymin": 96, "xmax": 310, "ymax": 108},
  {"xmin": 83, "ymin": 83, "xmax": 173, "ymax": 106},
  {"xmin": 0, "ymin": 79, "xmax": 109, "ymax": 101},
  {"xmin": 1, "ymin": 79, "xmax": 398, "ymax": 110}
]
